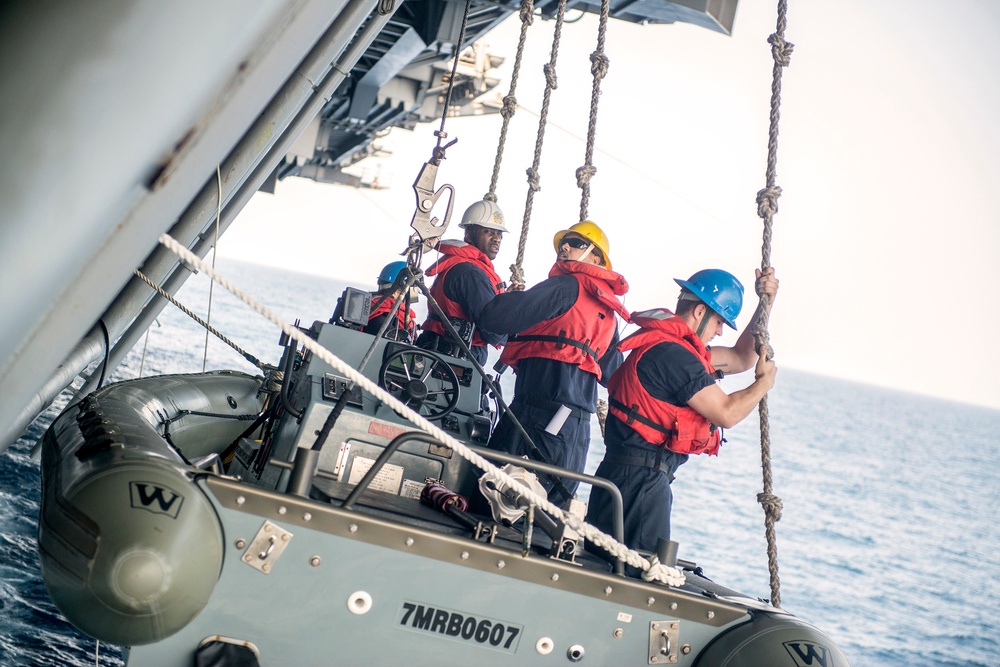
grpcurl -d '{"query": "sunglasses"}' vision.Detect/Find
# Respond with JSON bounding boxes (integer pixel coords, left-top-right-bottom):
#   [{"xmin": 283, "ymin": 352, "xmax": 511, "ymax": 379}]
[{"xmin": 560, "ymin": 236, "xmax": 591, "ymax": 250}]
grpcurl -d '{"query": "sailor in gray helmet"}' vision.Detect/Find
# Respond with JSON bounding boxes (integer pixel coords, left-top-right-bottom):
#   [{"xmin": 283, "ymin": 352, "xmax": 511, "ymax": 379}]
[{"xmin": 415, "ymin": 200, "xmax": 510, "ymax": 366}]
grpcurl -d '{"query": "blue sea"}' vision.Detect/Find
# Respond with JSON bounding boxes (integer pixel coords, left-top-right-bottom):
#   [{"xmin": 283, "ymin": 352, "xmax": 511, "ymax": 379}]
[{"xmin": 1, "ymin": 259, "xmax": 997, "ymax": 666}]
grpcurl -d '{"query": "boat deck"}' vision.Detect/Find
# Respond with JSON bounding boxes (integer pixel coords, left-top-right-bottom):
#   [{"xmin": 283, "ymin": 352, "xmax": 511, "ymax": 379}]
[{"xmin": 309, "ymin": 475, "xmax": 760, "ymax": 605}]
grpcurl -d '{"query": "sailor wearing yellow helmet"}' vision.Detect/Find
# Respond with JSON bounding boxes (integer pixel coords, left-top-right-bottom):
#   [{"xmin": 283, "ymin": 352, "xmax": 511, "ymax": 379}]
[{"xmin": 478, "ymin": 221, "xmax": 631, "ymax": 505}]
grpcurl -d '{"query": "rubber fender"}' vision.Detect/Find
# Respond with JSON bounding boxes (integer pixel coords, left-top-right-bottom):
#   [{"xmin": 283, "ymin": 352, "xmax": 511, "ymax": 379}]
[{"xmin": 693, "ymin": 611, "xmax": 851, "ymax": 667}]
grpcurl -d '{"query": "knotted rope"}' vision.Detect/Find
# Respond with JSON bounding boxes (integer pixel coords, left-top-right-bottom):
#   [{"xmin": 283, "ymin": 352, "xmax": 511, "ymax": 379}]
[
  {"xmin": 576, "ymin": 0, "xmax": 610, "ymax": 222},
  {"xmin": 754, "ymin": 0, "xmax": 794, "ymax": 609},
  {"xmin": 484, "ymin": 0, "xmax": 535, "ymax": 205},
  {"xmin": 509, "ymin": 0, "xmax": 569, "ymax": 288}
]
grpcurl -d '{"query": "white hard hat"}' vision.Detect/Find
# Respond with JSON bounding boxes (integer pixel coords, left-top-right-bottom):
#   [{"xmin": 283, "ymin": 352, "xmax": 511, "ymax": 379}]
[{"xmin": 458, "ymin": 200, "xmax": 509, "ymax": 232}]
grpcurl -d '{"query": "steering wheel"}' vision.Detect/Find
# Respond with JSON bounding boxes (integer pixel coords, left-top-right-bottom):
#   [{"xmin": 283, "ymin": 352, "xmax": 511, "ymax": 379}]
[{"xmin": 378, "ymin": 348, "xmax": 460, "ymax": 421}]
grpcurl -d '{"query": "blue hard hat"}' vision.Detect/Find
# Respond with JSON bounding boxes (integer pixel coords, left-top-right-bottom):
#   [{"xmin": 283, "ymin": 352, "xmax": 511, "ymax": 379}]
[
  {"xmin": 674, "ymin": 269, "xmax": 744, "ymax": 329},
  {"xmin": 378, "ymin": 261, "xmax": 407, "ymax": 286}
]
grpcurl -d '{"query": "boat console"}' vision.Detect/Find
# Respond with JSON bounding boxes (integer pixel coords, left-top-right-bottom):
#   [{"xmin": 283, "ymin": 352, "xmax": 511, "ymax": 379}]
[{"xmin": 229, "ymin": 318, "xmax": 491, "ymax": 499}]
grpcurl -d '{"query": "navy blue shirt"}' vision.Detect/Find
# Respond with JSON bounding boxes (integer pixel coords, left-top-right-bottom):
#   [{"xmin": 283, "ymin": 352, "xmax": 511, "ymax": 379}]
[
  {"xmin": 605, "ymin": 341, "xmax": 716, "ymax": 449},
  {"xmin": 478, "ymin": 274, "xmax": 623, "ymax": 413},
  {"xmin": 437, "ymin": 262, "xmax": 506, "ymax": 347},
  {"xmin": 417, "ymin": 261, "xmax": 506, "ymax": 366}
]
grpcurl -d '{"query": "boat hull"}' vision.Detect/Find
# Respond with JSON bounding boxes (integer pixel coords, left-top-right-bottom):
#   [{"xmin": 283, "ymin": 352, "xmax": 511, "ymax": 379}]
[
  {"xmin": 120, "ymin": 477, "xmax": 848, "ymax": 666},
  {"xmin": 38, "ymin": 371, "xmax": 265, "ymax": 644},
  {"xmin": 35, "ymin": 350, "xmax": 850, "ymax": 665},
  {"xmin": 125, "ymin": 477, "xmax": 750, "ymax": 665}
]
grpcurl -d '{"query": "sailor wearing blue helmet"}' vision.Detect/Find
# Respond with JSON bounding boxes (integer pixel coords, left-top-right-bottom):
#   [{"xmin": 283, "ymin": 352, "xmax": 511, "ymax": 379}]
[
  {"xmin": 364, "ymin": 261, "xmax": 419, "ymax": 341},
  {"xmin": 586, "ymin": 267, "xmax": 779, "ymax": 572}
]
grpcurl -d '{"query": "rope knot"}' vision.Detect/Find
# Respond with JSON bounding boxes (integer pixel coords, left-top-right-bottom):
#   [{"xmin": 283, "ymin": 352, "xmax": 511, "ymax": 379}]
[
  {"xmin": 542, "ymin": 63, "xmax": 558, "ymax": 89},
  {"xmin": 575, "ymin": 164, "xmax": 596, "ymax": 188},
  {"xmin": 518, "ymin": 0, "xmax": 534, "ymax": 24},
  {"xmin": 755, "ymin": 185, "xmax": 782, "ymax": 219},
  {"xmin": 589, "ymin": 51, "xmax": 609, "ymax": 79},
  {"xmin": 640, "ymin": 555, "xmax": 686, "ymax": 587},
  {"xmin": 525, "ymin": 167, "xmax": 541, "ymax": 192},
  {"xmin": 753, "ymin": 330, "xmax": 774, "ymax": 362},
  {"xmin": 757, "ymin": 492, "xmax": 784, "ymax": 521},
  {"xmin": 482, "ymin": 192, "xmax": 497, "ymax": 203},
  {"xmin": 501, "ymin": 94, "xmax": 518, "ymax": 119},
  {"xmin": 767, "ymin": 33, "xmax": 795, "ymax": 67},
  {"xmin": 508, "ymin": 264, "xmax": 526, "ymax": 287}
]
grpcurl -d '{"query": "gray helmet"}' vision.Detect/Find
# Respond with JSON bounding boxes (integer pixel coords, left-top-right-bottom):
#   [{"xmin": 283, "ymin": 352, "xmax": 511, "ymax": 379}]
[{"xmin": 458, "ymin": 200, "xmax": 509, "ymax": 232}]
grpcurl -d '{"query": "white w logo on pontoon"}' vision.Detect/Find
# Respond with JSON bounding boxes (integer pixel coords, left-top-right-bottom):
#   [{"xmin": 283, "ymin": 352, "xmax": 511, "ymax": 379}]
[
  {"xmin": 129, "ymin": 481, "xmax": 184, "ymax": 519},
  {"xmin": 784, "ymin": 640, "xmax": 834, "ymax": 667}
]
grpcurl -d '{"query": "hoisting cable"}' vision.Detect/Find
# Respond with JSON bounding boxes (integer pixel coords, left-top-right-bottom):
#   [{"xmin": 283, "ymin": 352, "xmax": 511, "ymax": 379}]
[
  {"xmin": 430, "ymin": 0, "xmax": 475, "ymax": 164},
  {"xmin": 510, "ymin": 0, "xmax": 570, "ymax": 288},
  {"xmin": 575, "ymin": 0, "xmax": 610, "ymax": 222},
  {"xmin": 404, "ymin": 0, "xmax": 477, "ymax": 255},
  {"xmin": 483, "ymin": 0, "xmax": 535, "ymax": 208},
  {"xmin": 138, "ymin": 320, "xmax": 159, "ymax": 379},
  {"xmin": 202, "ymin": 165, "xmax": 223, "ymax": 372},
  {"xmin": 158, "ymin": 232, "xmax": 685, "ymax": 586},
  {"xmin": 753, "ymin": 0, "xmax": 794, "ymax": 609},
  {"xmin": 134, "ymin": 269, "xmax": 264, "ymax": 370}
]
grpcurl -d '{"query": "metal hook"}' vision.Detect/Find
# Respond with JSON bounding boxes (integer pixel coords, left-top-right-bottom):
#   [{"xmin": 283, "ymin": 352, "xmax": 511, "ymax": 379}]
[{"xmin": 409, "ymin": 160, "xmax": 456, "ymax": 245}]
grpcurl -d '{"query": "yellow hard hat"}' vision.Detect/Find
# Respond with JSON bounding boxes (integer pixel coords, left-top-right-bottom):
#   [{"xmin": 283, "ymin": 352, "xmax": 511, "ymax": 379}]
[{"xmin": 552, "ymin": 220, "xmax": 612, "ymax": 270}]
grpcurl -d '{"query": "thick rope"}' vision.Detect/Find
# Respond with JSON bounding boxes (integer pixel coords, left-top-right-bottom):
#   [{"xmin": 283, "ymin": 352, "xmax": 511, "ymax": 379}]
[
  {"xmin": 596, "ymin": 397, "xmax": 607, "ymax": 438},
  {"xmin": 134, "ymin": 269, "xmax": 263, "ymax": 370},
  {"xmin": 484, "ymin": 0, "xmax": 535, "ymax": 205},
  {"xmin": 576, "ymin": 0, "xmax": 610, "ymax": 222},
  {"xmin": 510, "ymin": 0, "xmax": 569, "ymax": 288},
  {"xmin": 754, "ymin": 0, "xmax": 794, "ymax": 609},
  {"xmin": 157, "ymin": 232, "xmax": 685, "ymax": 586}
]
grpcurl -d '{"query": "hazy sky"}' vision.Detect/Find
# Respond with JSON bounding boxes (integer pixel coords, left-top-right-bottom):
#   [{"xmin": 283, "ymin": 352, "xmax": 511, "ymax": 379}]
[{"xmin": 222, "ymin": 0, "xmax": 1000, "ymax": 410}]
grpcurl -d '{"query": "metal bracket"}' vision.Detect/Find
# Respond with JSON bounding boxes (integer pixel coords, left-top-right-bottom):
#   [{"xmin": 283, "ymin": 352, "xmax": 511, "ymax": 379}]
[
  {"xmin": 242, "ymin": 520, "xmax": 293, "ymax": 574},
  {"xmin": 333, "ymin": 440, "xmax": 353, "ymax": 477},
  {"xmin": 648, "ymin": 620, "xmax": 680, "ymax": 664},
  {"xmin": 474, "ymin": 522, "xmax": 497, "ymax": 544}
]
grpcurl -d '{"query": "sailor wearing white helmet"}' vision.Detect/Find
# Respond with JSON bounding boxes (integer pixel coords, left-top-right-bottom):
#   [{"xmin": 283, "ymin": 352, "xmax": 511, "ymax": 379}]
[{"xmin": 416, "ymin": 200, "xmax": 510, "ymax": 366}]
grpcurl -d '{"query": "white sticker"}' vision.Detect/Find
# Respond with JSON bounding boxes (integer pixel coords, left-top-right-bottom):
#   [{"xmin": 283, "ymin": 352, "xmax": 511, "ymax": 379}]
[
  {"xmin": 400, "ymin": 479, "xmax": 426, "ymax": 500},
  {"xmin": 348, "ymin": 456, "xmax": 404, "ymax": 494},
  {"xmin": 616, "ymin": 612, "xmax": 633, "ymax": 623}
]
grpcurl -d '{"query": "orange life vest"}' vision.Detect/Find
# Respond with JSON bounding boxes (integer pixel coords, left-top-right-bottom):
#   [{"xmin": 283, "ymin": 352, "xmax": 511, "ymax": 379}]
[
  {"xmin": 368, "ymin": 293, "xmax": 417, "ymax": 339},
  {"xmin": 499, "ymin": 261, "xmax": 630, "ymax": 380},
  {"xmin": 421, "ymin": 240, "xmax": 505, "ymax": 347},
  {"xmin": 607, "ymin": 308, "xmax": 722, "ymax": 456}
]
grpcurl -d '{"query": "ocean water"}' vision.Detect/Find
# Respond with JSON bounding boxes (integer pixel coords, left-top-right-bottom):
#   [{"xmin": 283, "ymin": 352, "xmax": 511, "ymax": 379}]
[{"xmin": 1, "ymin": 258, "xmax": 997, "ymax": 666}]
